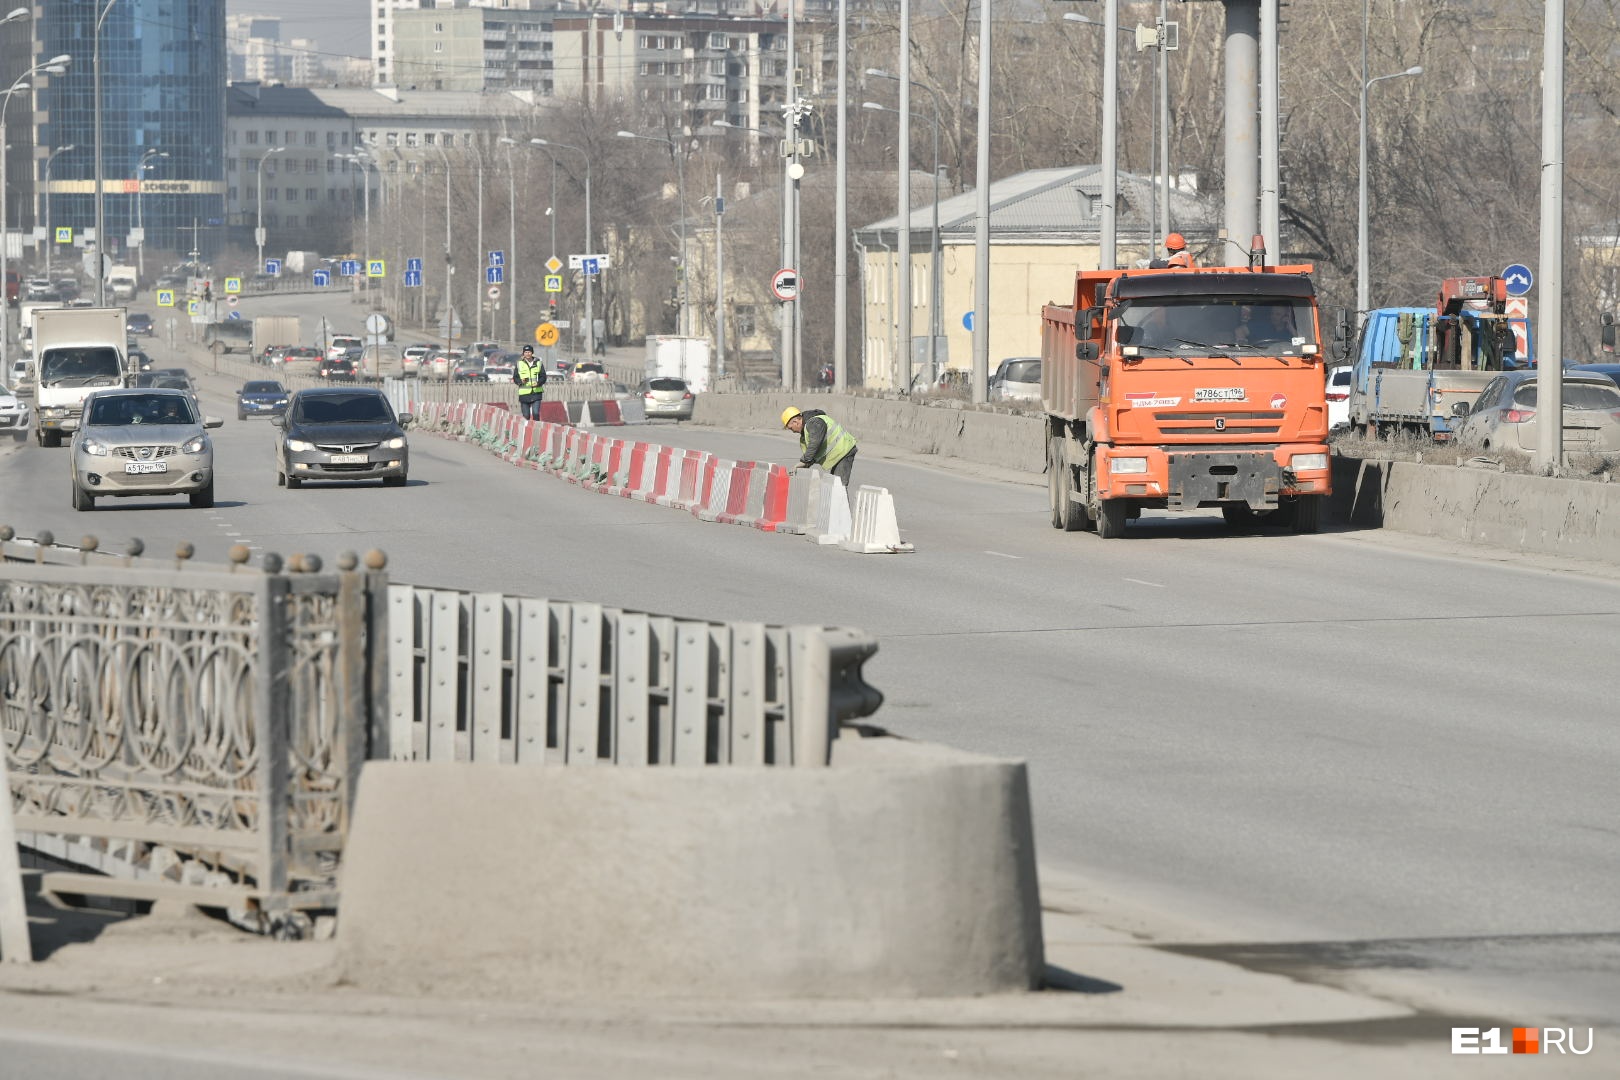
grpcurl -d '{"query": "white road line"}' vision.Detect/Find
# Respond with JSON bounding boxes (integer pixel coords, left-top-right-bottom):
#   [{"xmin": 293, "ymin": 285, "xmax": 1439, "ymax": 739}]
[
  {"xmin": 1124, "ymin": 578, "xmax": 1164, "ymax": 588},
  {"xmin": 984, "ymin": 550, "xmax": 1021, "ymax": 560}
]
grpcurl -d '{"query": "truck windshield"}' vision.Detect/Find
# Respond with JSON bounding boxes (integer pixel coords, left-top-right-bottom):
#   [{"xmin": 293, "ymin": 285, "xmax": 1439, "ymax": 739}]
[
  {"xmin": 1117, "ymin": 298, "xmax": 1314, "ymax": 356},
  {"xmin": 40, "ymin": 347, "xmax": 123, "ymax": 387}
]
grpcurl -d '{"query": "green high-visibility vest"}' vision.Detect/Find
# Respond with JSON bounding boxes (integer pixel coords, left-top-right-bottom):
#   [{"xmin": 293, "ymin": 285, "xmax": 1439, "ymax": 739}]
[
  {"xmin": 801, "ymin": 412, "xmax": 856, "ymax": 471},
  {"xmin": 516, "ymin": 358, "xmax": 546, "ymax": 393}
]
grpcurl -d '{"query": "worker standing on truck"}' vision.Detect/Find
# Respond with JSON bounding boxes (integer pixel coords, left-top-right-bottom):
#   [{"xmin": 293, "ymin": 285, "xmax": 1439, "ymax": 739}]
[
  {"xmin": 1163, "ymin": 233, "xmax": 1194, "ymax": 269},
  {"xmin": 515, "ymin": 345, "xmax": 547, "ymax": 421},
  {"xmin": 781, "ymin": 406, "xmax": 859, "ymax": 488}
]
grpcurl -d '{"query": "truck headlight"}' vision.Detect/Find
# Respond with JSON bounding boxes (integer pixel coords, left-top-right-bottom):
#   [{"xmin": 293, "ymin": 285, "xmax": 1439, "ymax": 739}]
[
  {"xmin": 286, "ymin": 439, "xmax": 313, "ymax": 452},
  {"xmin": 81, "ymin": 438, "xmax": 108, "ymax": 456},
  {"xmin": 41, "ymin": 406, "xmax": 65, "ymax": 418},
  {"xmin": 183, "ymin": 434, "xmax": 208, "ymax": 454},
  {"xmin": 1291, "ymin": 453, "xmax": 1328, "ymax": 471},
  {"xmin": 1110, "ymin": 457, "xmax": 1149, "ymax": 474}
]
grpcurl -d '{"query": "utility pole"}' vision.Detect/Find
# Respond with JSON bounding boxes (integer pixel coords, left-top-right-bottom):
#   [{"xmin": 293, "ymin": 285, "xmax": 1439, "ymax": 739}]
[
  {"xmin": 1536, "ymin": 0, "xmax": 1564, "ymax": 471},
  {"xmin": 715, "ymin": 173, "xmax": 725, "ymax": 376}
]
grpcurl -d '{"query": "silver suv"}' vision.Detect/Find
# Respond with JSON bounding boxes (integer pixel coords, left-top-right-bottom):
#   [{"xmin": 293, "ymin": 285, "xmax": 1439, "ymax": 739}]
[{"xmin": 66, "ymin": 388, "xmax": 223, "ymax": 511}]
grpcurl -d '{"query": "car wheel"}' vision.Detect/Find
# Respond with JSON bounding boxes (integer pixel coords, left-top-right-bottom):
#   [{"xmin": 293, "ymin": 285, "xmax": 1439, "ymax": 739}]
[
  {"xmin": 71, "ymin": 482, "xmax": 94, "ymax": 511},
  {"xmin": 382, "ymin": 474, "xmax": 407, "ymax": 487},
  {"xmin": 285, "ymin": 475, "xmax": 302, "ymax": 489},
  {"xmin": 237, "ymin": 410, "xmax": 246, "ymax": 421},
  {"xmin": 276, "ymin": 469, "xmax": 285, "ymax": 487},
  {"xmin": 189, "ymin": 480, "xmax": 215, "ymax": 509}
]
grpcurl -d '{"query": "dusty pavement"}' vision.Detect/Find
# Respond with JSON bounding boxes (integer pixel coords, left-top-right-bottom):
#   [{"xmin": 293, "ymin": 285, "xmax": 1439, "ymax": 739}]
[{"xmin": 1, "ymin": 867, "xmax": 1609, "ymax": 1079}]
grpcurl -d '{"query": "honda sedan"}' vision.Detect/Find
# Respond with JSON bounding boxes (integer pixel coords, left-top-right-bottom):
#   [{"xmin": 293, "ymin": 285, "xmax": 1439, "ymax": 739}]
[{"xmin": 274, "ymin": 387, "xmax": 411, "ymax": 488}]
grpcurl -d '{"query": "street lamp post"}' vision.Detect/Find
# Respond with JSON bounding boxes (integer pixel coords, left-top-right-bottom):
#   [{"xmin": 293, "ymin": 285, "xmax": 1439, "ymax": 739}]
[
  {"xmin": 1064, "ymin": 7, "xmax": 1122, "ymax": 269},
  {"xmin": 1, "ymin": 50, "xmax": 69, "ymax": 375},
  {"xmin": 255, "ymin": 146, "xmax": 286, "ymax": 273},
  {"xmin": 1356, "ymin": 62, "xmax": 1422, "ymax": 315},
  {"xmin": 863, "ymin": 98, "xmax": 943, "ymax": 386},
  {"xmin": 498, "ymin": 137, "xmax": 518, "ymax": 348},
  {"xmin": 92, "ymin": 0, "xmax": 122, "ymax": 306},
  {"xmin": 134, "ymin": 148, "xmax": 168, "ymax": 281},
  {"xmin": 43, "ymin": 143, "xmax": 76, "ymax": 282},
  {"xmin": 532, "ymin": 139, "xmax": 593, "ymax": 356},
  {"xmin": 617, "ymin": 130, "xmax": 688, "ymax": 338}
]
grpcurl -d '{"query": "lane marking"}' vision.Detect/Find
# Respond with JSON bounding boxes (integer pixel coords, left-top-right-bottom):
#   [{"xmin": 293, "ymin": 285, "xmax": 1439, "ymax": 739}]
[
  {"xmin": 984, "ymin": 550, "xmax": 1021, "ymax": 560},
  {"xmin": 1124, "ymin": 578, "xmax": 1164, "ymax": 588}
]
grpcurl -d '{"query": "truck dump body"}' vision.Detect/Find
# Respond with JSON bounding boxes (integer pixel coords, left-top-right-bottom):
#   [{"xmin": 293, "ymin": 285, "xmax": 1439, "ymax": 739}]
[{"xmin": 1042, "ymin": 266, "xmax": 1331, "ymax": 537}]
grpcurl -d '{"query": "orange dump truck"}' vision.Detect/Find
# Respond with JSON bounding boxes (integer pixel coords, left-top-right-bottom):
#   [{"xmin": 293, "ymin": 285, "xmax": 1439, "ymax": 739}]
[{"xmin": 1041, "ymin": 264, "xmax": 1332, "ymax": 537}]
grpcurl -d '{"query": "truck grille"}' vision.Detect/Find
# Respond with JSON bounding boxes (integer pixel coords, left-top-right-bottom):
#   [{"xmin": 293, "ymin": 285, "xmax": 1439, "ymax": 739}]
[{"xmin": 1157, "ymin": 410, "xmax": 1285, "ymax": 436}]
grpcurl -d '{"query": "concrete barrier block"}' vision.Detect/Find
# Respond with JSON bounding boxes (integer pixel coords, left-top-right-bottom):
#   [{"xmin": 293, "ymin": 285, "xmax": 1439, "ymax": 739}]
[
  {"xmin": 336, "ymin": 738, "xmax": 1044, "ymax": 1000},
  {"xmin": 842, "ymin": 485, "xmax": 915, "ymax": 554}
]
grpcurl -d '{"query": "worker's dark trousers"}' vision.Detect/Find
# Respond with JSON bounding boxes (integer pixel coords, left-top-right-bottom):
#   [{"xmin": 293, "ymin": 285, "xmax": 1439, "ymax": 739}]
[
  {"xmin": 519, "ymin": 394, "xmax": 543, "ymax": 420},
  {"xmin": 829, "ymin": 451, "xmax": 856, "ymax": 490}
]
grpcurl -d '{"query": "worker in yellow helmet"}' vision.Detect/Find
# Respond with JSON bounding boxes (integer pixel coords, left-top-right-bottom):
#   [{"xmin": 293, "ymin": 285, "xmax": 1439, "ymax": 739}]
[{"xmin": 781, "ymin": 406, "xmax": 859, "ymax": 488}]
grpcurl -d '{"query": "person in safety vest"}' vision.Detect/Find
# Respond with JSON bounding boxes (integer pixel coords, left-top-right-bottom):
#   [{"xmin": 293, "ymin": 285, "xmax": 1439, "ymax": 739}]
[
  {"xmin": 1163, "ymin": 232, "xmax": 1194, "ymax": 269},
  {"xmin": 515, "ymin": 345, "xmax": 547, "ymax": 420},
  {"xmin": 781, "ymin": 406, "xmax": 858, "ymax": 488}
]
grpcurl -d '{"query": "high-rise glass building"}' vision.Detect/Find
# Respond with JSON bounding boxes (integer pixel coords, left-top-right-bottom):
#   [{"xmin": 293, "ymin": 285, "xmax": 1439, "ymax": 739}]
[{"xmin": 38, "ymin": 0, "xmax": 226, "ymax": 263}]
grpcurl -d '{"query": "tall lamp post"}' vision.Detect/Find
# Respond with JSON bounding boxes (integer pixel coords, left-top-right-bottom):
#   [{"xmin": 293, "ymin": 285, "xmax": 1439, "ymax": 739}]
[
  {"xmin": 1063, "ymin": 8, "xmax": 1122, "ymax": 269},
  {"xmin": 254, "ymin": 146, "xmax": 286, "ymax": 273},
  {"xmin": 133, "ymin": 148, "xmax": 168, "ymax": 281},
  {"xmin": 92, "ymin": 0, "xmax": 122, "ymax": 306},
  {"xmin": 617, "ymin": 130, "xmax": 688, "ymax": 337},
  {"xmin": 497, "ymin": 136, "xmax": 520, "ymax": 347},
  {"xmin": 863, "ymin": 98, "xmax": 942, "ymax": 386},
  {"xmin": 1355, "ymin": 64, "xmax": 1422, "ymax": 315},
  {"xmin": 43, "ymin": 143, "xmax": 76, "ymax": 281},
  {"xmin": 532, "ymin": 138, "xmax": 593, "ymax": 356},
  {"xmin": 1, "ymin": 53, "xmax": 70, "ymax": 375}
]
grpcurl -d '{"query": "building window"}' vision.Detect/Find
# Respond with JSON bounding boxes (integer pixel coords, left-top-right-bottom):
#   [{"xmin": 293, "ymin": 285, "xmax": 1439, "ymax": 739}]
[
  {"xmin": 245, "ymin": 131, "xmax": 259, "ymax": 145},
  {"xmin": 406, "ymin": 132, "xmax": 419, "ymax": 147},
  {"xmin": 227, "ymin": 186, "xmax": 237, "ymax": 202},
  {"xmin": 434, "ymin": 42, "xmax": 443, "ymax": 52},
  {"xmin": 434, "ymin": 22, "xmax": 444, "ymax": 32},
  {"xmin": 226, "ymin": 158, "xmax": 236, "ymax": 173},
  {"xmin": 305, "ymin": 159, "xmax": 317, "ymax": 173},
  {"xmin": 283, "ymin": 159, "xmax": 298, "ymax": 173},
  {"xmin": 424, "ymin": 133, "xmax": 436, "ymax": 145},
  {"xmin": 386, "ymin": 132, "xmax": 399, "ymax": 147},
  {"xmin": 286, "ymin": 215, "xmax": 300, "ymax": 228},
  {"xmin": 306, "ymin": 188, "xmax": 318, "ymax": 201},
  {"xmin": 709, "ymin": 32, "xmax": 726, "ymax": 49},
  {"xmin": 286, "ymin": 188, "xmax": 298, "ymax": 202},
  {"xmin": 305, "ymin": 130, "xmax": 317, "ymax": 145},
  {"xmin": 266, "ymin": 130, "xmax": 276, "ymax": 144},
  {"xmin": 327, "ymin": 131, "xmax": 337, "ymax": 148},
  {"xmin": 326, "ymin": 158, "xmax": 336, "ymax": 173},
  {"xmin": 267, "ymin": 188, "xmax": 277, "ymax": 201},
  {"xmin": 246, "ymin": 158, "xmax": 258, "ymax": 173},
  {"xmin": 710, "ymin": 59, "xmax": 725, "ymax": 76}
]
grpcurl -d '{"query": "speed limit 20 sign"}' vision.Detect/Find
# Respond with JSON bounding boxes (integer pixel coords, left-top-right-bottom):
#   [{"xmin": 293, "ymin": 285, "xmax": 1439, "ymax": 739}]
[{"xmin": 772, "ymin": 268, "xmax": 799, "ymax": 302}]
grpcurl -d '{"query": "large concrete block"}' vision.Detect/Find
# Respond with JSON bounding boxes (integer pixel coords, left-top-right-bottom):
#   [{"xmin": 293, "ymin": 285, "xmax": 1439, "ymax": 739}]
[{"xmin": 336, "ymin": 737, "xmax": 1044, "ymax": 999}]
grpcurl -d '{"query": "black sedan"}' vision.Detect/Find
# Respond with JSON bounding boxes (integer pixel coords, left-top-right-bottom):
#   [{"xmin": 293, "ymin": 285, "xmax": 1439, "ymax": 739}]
[
  {"xmin": 237, "ymin": 379, "xmax": 290, "ymax": 420},
  {"xmin": 127, "ymin": 312, "xmax": 155, "ymax": 336},
  {"xmin": 273, "ymin": 387, "xmax": 411, "ymax": 488}
]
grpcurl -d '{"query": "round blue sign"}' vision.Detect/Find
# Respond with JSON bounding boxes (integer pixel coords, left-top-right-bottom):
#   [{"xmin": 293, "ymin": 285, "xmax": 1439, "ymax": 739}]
[
  {"xmin": 1501, "ymin": 263, "xmax": 1533, "ymax": 297},
  {"xmin": 962, "ymin": 311, "xmax": 975, "ymax": 331}
]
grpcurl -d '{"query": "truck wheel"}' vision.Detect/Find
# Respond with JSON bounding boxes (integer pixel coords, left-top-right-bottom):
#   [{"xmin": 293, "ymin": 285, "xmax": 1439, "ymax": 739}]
[
  {"xmin": 40, "ymin": 429, "xmax": 61, "ymax": 448},
  {"xmin": 1290, "ymin": 495, "xmax": 1322, "ymax": 534},
  {"xmin": 1048, "ymin": 438, "xmax": 1087, "ymax": 532},
  {"xmin": 1095, "ymin": 497, "xmax": 1129, "ymax": 539},
  {"xmin": 1222, "ymin": 505, "xmax": 1261, "ymax": 529}
]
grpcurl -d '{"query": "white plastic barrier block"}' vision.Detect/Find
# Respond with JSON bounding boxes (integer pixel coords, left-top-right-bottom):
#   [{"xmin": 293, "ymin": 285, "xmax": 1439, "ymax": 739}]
[
  {"xmin": 807, "ymin": 473, "xmax": 852, "ymax": 546},
  {"xmin": 842, "ymin": 485, "xmax": 915, "ymax": 554}
]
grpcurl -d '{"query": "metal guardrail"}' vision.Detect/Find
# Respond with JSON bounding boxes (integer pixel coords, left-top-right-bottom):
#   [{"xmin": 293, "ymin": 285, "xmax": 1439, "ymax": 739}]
[{"xmin": 386, "ymin": 585, "xmax": 880, "ymax": 767}]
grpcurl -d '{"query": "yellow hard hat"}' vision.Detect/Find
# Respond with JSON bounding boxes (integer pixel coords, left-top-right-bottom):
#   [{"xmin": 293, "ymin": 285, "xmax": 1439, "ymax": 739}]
[
  {"xmin": 780, "ymin": 406, "xmax": 802, "ymax": 428},
  {"xmin": 1165, "ymin": 232, "xmax": 1187, "ymax": 252}
]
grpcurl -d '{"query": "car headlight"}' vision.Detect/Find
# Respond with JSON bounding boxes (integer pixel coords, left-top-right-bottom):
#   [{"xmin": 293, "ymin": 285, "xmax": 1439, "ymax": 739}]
[
  {"xmin": 276, "ymin": 398, "xmax": 289, "ymax": 406},
  {"xmin": 386, "ymin": 437, "xmax": 406, "ymax": 449},
  {"xmin": 1110, "ymin": 457, "xmax": 1149, "ymax": 474},
  {"xmin": 81, "ymin": 438, "xmax": 108, "ymax": 456},
  {"xmin": 1290, "ymin": 453, "xmax": 1328, "ymax": 471},
  {"xmin": 183, "ymin": 434, "xmax": 208, "ymax": 454},
  {"xmin": 286, "ymin": 438, "xmax": 313, "ymax": 452}
]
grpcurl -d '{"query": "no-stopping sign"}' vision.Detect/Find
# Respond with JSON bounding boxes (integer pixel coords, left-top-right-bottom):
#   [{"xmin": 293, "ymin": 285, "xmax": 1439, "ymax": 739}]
[{"xmin": 772, "ymin": 268, "xmax": 799, "ymax": 302}]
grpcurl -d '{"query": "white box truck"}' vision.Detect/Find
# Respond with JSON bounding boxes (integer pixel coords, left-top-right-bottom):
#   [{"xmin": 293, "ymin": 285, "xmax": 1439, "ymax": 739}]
[
  {"xmin": 251, "ymin": 315, "xmax": 301, "ymax": 360},
  {"xmin": 644, "ymin": 335, "xmax": 712, "ymax": 394},
  {"xmin": 33, "ymin": 306, "xmax": 129, "ymax": 447},
  {"xmin": 283, "ymin": 250, "xmax": 322, "ymax": 274},
  {"xmin": 107, "ymin": 265, "xmax": 139, "ymax": 302}
]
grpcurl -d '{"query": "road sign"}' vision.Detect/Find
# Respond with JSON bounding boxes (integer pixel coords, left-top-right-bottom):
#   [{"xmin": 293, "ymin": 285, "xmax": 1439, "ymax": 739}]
[
  {"xmin": 187, "ymin": 299, "xmax": 200, "ymax": 315},
  {"xmin": 313, "ymin": 269, "xmax": 331, "ymax": 286},
  {"xmin": 156, "ymin": 289, "xmax": 175, "ymax": 307},
  {"xmin": 227, "ymin": 310, "xmax": 242, "ymax": 321},
  {"xmin": 583, "ymin": 258, "xmax": 601, "ymax": 277},
  {"xmin": 340, "ymin": 259, "xmax": 359, "ymax": 277},
  {"xmin": 403, "ymin": 270, "xmax": 422, "ymax": 288},
  {"xmin": 486, "ymin": 285, "xmax": 502, "ymax": 300},
  {"xmin": 1505, "ymin": 296, "xmax": 1530, "ymax": 356},
  {"xmin": 438, "ymin": 313, "xmax": 464, "ymax": 338},
  {"xmin": 535, "ymin": 322, "xmax": 560, "ymax": 347},
  {"xmin": 488, "ymin": 250, "xmax": 505, "ymax": 267},
  {"xmin": 224, "ymin": 276, "xmax": 241, "ymax": 294},
  {"xmin": 265, "ymin": 258, "xmax": 282, "ymax": 276},
  {"xmin": 962, "ymin": 311, "xmax": 975, "ymax": 331},
  {"xmin": 545, "ymin": 256, "xmax": 563, "ymax": 274},
  {"xmin": 226, "ymin": 294, "xmax": 239, "ymax": 308},
  {"xmin": 772, "ymin": 268, "xmax": 799, "ymax": 302},
  {"xmin": 568, "ymin": 253, "xmax": 611, "ymax": 271},
  {"xmin": 486, "ymin": 265, "xmax": 504, "ymax": 285},
  {"xmin": 406, "ymin": 257, "xmax": 423, "ymax": 273},
  {"xmin": 54, "ymin": 226, "xmax": 71, "ymax": 244},
  {"xmin": 544, "ymin": 274, "xmax": 563, "ymax": 293},
  {"xmin": 367, "ymin": 259, "xmax": 385, "ymax": 278},
  {"xmin": 1502, "ymin": 263, "xmax": 1533, "ymax": 297}
]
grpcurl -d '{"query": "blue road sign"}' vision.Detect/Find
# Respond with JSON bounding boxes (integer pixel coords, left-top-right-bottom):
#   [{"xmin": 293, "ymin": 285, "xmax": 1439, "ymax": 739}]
[
  {"xmin": 404, "ymin": 270, "xmax": 423, "ymax": 288},
  {"xmin": 583, "ymin": 257, "xmax": 600, "ymax": 276},
  {"xmin": 265, "ymin": 258, "xmax": 282, "ymax": 276},
  {"xmin": 227, "ymin": 310, "xmax": 242, "ymax": 321},
  {"xmin": 488, "ymin": 250, "xmax": 505, "ymax": 267},
  {"xmin": 312, "ymin": 269, "xmax": 331, "ymax": 286},
  {"xmin": 962, "ymin": 311, "xmax": 975, "ymax": 331},
  {"xmin": 1502, "ymin": 263, "xmax": 1534, "ymax": 297},
  {"xmin": 486, "ymin": 265, "xmax": 504, "ymax": 285},
  {"xmin": 406, "ymin": 257, "xmax": 423, "ymax": 273},
  {"xmin": 340, "ymin": 259, "xmax": 360, "ymax": 277}
]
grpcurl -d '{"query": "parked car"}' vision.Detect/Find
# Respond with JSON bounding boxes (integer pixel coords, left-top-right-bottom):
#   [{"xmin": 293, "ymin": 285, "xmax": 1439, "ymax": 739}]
[
  {"xmin": 65, "ymin": 388, "xmax": 222, "ymax": 510},
  {"xmin": 1570, "ymin": 363, "xmax": 1620, "ymax": 391},
  {"xmin": 571, "ymin": 361, "xmax": 607, "ymax": 383},
  {"xmin": 237, "ymin": 379, "xmax": 290, "ymax": 420},
  {"xmin": 0, "ymin": 379, "xmax": 28, "ymax": 438},
  {"xmin": 1325, "ymin": 363, "xmax": 1353, "ymax": 430},
  {"xmin": 1454, "ymin": 370, "xmax": 1620, "ymax": 456},
  {"xmin": 318, "ymin": 356, "xmax": 357, "ymax": 382},
  {"xmin": 641, "ymin": 376, "xmax": 695, "ymax": 421},
  {"xmin": 127, "ymin": 312, "xmax": 155, "ymax": 336},
  {"xmin": 274, "ymin": 387, "xmax": 411, "ymax": 488},
  {"xmin": 989, "ymin": 357, "xmax": 1042, "ymax": 405}
]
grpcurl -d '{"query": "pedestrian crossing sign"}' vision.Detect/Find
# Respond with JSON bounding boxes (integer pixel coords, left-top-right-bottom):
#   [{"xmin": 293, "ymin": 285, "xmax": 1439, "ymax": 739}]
[
  {"xmin": 544, "ymin": 274, "xmax": 563, "ymax": 293},
  {"xmin": 156, "ymin": 289, "xmax": 175, "ymax": 307},
  {"xmin": 55, "ymin": 227, "xmax": 72, "ymax": 244}
]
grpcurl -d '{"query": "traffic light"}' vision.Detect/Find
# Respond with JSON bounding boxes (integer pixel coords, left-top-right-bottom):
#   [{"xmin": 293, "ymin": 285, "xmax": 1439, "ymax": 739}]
[{"xmin": 203, "ymin": 283, "xmax": 212, "ymax": 301}]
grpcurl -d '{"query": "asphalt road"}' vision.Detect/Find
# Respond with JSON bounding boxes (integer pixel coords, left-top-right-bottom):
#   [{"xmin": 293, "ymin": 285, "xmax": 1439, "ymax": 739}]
[{"xmin": 7, "ymin": 290, "xmax": 1620, "ymax": 1034}]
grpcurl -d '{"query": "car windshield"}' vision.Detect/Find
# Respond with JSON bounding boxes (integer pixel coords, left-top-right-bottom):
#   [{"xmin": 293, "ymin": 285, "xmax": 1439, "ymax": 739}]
[
  {"xmin": 1115, "ymin": 297, "xmax": 1314, "ymax": 356},
  {"xmin": 1511, "ymin": 381, "xmax": 1620, "ymax": 410},
  {"xmin": 648, "ymin": 378, "xmax": 687, "ymax": 392},
  {"xmin": 294, "ymin": 393, "xmax": 392, "ymax": 424},
  {"xmin": 87, "ymin": 394, "xmax": 195, "ymax": 426},
  {"xmin": 244, "ymin": 381, "xmax": 284, "ymax": 393},
  {"xmin": 1002, "ymin": 359, "xmax": 1041, "ymax": 383},
  {"xmin": 40, "ymin": 346, "xmax": 123, "ymax": 387}
]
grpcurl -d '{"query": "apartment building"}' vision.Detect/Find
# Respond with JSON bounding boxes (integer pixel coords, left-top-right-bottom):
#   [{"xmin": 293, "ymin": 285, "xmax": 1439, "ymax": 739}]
[{"xmin": 391, "ymin": 6, "xmax": 554, "ymax": 94}]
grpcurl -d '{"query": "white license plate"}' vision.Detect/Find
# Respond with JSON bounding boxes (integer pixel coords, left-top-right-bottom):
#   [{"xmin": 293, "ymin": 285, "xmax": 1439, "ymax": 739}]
[
  {"xmin": 1194, "ymin": 387, "xmax": 1247, "ymax": 402},
  {"xmin": 329, "ymin": 453, "xmax": 369, "ymax": 464},
  {"xmin": 124, "ymin": 461, "xmax": 168, "ymax": 475}
]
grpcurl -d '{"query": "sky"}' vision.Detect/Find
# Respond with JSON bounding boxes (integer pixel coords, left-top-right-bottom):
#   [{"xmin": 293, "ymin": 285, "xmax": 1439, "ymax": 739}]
[{"xmin": 227, "ymin": 0, "xmax": 369, "ymax": 64}]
